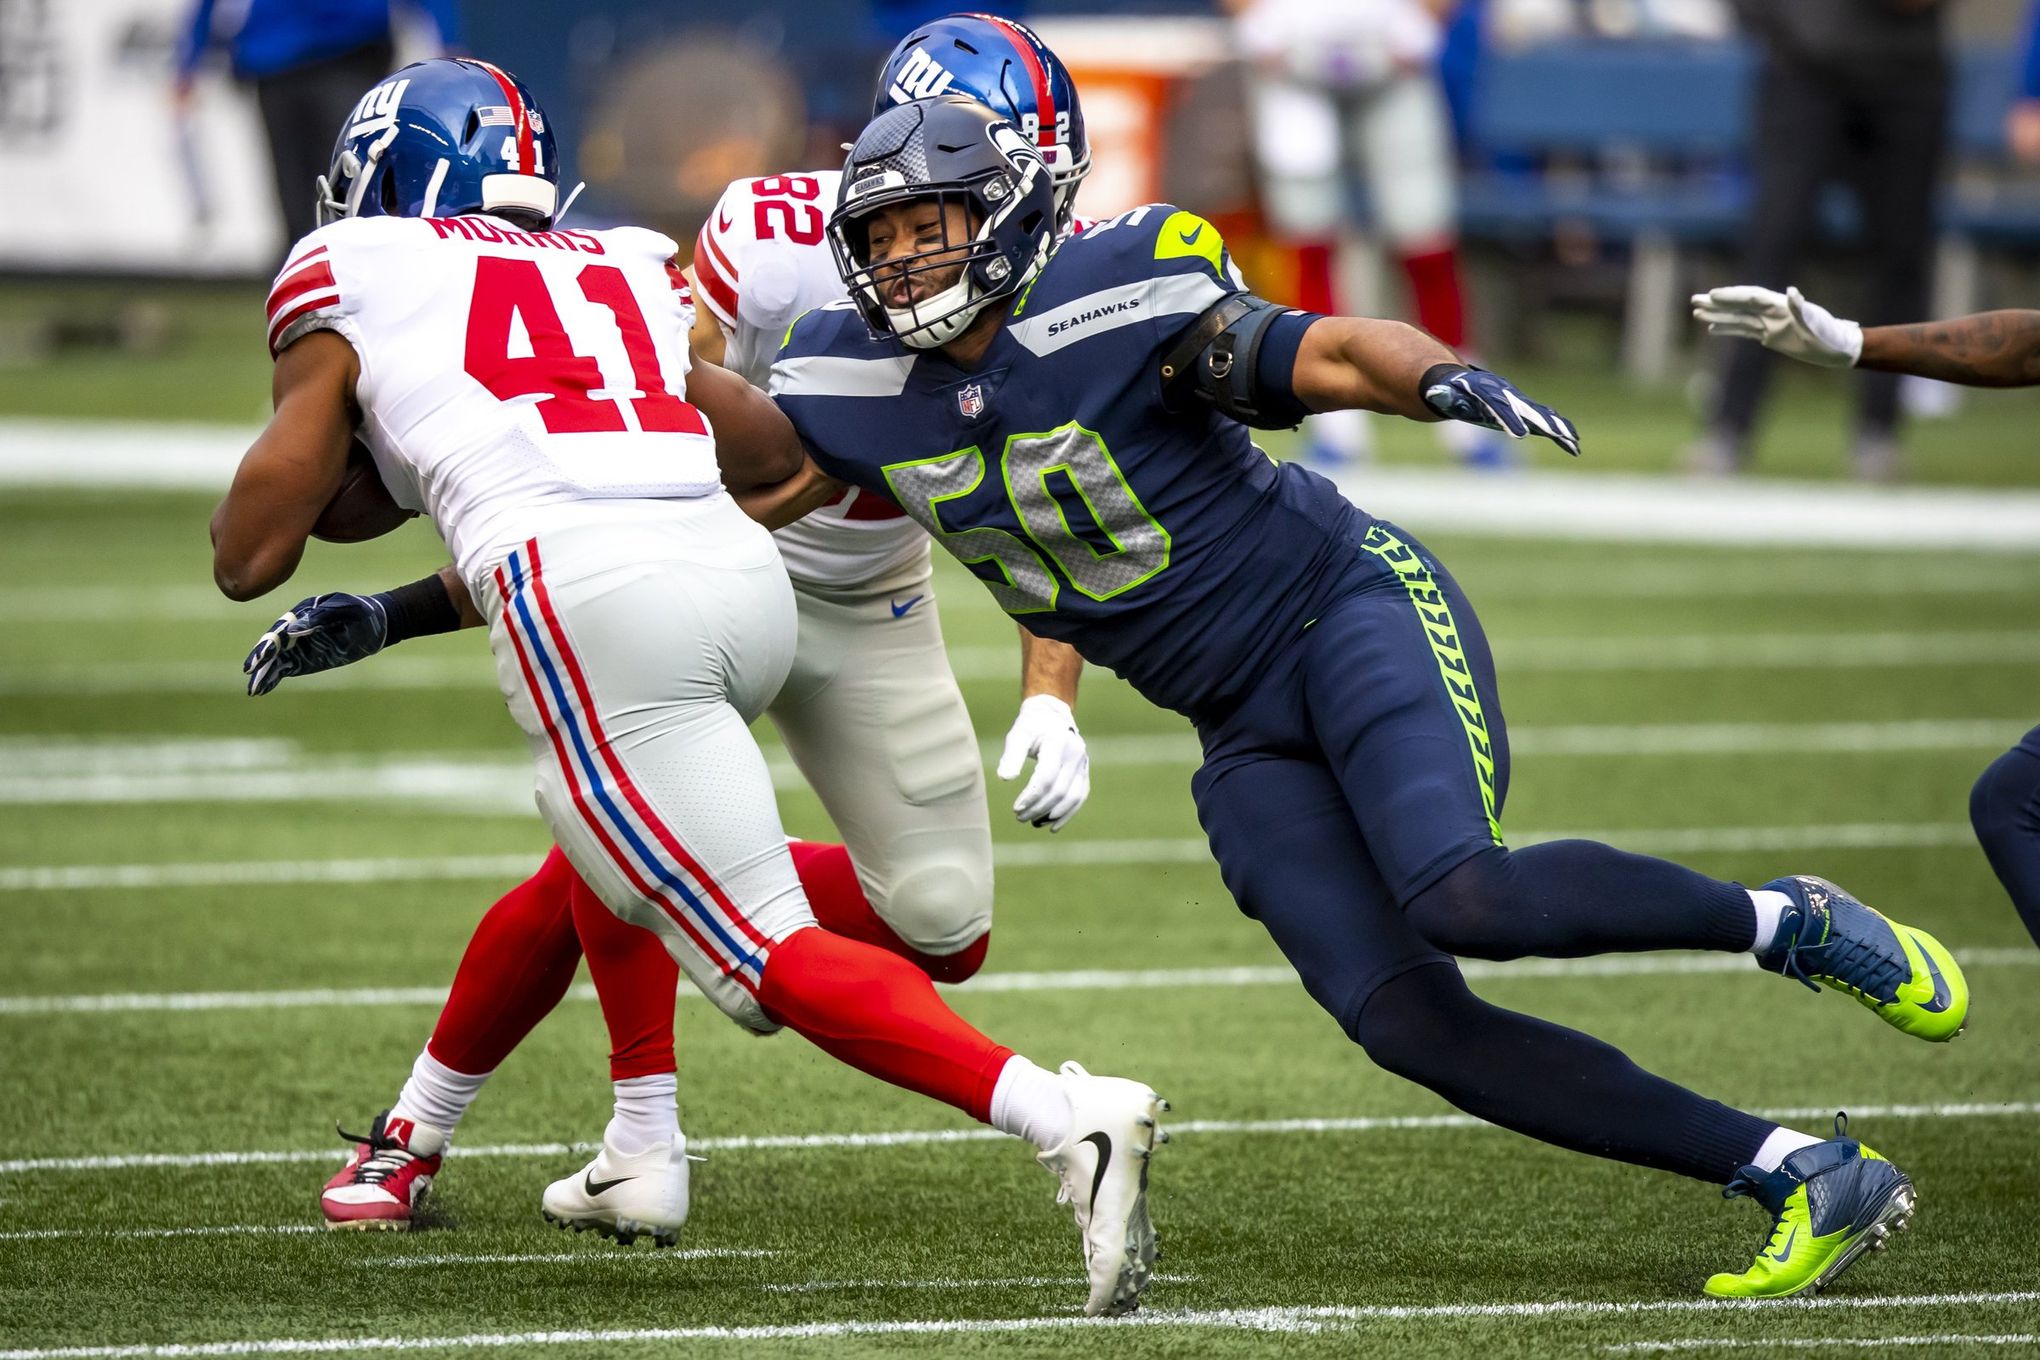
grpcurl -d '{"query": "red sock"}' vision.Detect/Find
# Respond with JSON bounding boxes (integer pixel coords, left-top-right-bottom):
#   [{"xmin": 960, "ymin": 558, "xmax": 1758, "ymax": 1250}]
[
  {"xmin": 1400, "ymin": 244, "xmax": 1468, "ymax": 349},
  {"xmin": 756, "ymin": 927, "xmax": 1013, "ymax": 1122},
  {"xmin": 424, "ymin": 845, "xmax": 583, "ymax": 1074},
  {"xmin": 788, "ymin": 839, "xmax": 989, "ymax": 983},
  {"xmin": 567, "ymin": 865, "xmax": 680, "ymax": 1081},
  {"xmin": 1295, "ymin": 239, "xmax": 1337, "ymax": 315}
]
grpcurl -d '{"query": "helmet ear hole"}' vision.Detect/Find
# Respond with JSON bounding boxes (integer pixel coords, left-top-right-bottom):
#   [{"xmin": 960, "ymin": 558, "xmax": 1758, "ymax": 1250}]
[{"xmin": 380, "ymin": 169, "xmax": 400, "ymax": 216}]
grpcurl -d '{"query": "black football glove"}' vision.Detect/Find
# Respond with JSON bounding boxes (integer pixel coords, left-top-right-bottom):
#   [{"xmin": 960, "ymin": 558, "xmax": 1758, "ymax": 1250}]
[
  {"xmin": 243, "ymin": 593, "xmax": 389, "ymax": 697},
  {"xmin": 1421, "ymin": 364, "xmax": 1581, "ymax": 457}
]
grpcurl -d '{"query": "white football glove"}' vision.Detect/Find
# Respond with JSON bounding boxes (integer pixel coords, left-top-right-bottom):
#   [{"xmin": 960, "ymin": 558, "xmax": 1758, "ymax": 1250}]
[
  {"xmin": 1691, "ymin": 285, "xmax": 1862, "ymax": 368},
  {"xmin": 996, "ymin": 694, "xmax": 1090, "ymax": 833}
]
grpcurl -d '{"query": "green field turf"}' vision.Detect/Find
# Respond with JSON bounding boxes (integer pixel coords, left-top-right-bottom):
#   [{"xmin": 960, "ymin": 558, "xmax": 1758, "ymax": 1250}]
[{"xmin": 1, "ymin": 482, "xmax": 2037, "ymax": 1358}]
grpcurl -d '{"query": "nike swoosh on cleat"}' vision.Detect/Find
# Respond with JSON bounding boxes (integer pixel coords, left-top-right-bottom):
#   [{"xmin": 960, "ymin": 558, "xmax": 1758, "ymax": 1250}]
[
  {"xmin": 585, "ymin": 1172, "xmax": 638, "ymax": 1197},
  {"xmin": 1908, "ymin": 933, "xmax": 1953, "ymax": 1013},
  {"xmin": 1080, "ymin": 1131, "xmax": 1113, "ymax": 1208},
  {"xmin": 890, "ymin": 595, "xmax": 922, "ymax": 619},
  {"xmin": 1766, "ymin": 1224, "xmax": 1799, "ymax": 1263}
]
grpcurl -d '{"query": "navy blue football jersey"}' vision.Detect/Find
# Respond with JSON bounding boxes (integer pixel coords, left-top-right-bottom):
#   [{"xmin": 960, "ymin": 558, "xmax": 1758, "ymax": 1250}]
[{"xmin": 770, "ymin": 204, "xmax": 1373, "ymax": 719}]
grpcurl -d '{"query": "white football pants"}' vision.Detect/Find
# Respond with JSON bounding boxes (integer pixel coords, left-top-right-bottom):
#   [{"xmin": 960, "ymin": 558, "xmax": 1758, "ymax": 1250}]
[{"xmin": 483, "ymin": 497, "xmax": 809, "ymax": 1035}]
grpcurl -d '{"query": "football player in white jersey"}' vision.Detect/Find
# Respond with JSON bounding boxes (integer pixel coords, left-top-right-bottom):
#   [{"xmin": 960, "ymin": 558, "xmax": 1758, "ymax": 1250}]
[
  {"xmin": 245, "ymin": 17, "xmax": 1109, "ymax": 1249},
  {"xmin": 216, "ymin": 58, "xmax": 1166, "ymax": 1317}
]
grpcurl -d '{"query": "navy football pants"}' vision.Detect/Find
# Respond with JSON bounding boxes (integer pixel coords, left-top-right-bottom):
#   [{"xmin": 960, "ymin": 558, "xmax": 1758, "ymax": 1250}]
[
  {"xmin": 1193, "ymin": 523, "xmax": 1774, "ymax": 1183},
  {"xmin": 1971, "ymin": 725, "xmax": 2040, "ymax": 950}
]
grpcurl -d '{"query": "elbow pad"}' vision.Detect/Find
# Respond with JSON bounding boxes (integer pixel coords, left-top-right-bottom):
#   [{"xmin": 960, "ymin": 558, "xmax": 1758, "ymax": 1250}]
[{"xmin": 1158, "ymin": 294, "xmax": 1318, "ymax": 429}]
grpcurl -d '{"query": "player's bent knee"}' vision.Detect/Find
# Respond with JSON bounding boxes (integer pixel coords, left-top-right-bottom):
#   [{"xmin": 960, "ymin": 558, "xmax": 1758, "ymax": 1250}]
[
  {"xmin": 875, "ymin": 862, "xmax": 993, "ymax": 966},
  {"xmin": 1403, "ymin": 847, "xmax": 1524, "ymax": 962},
  {"xmin": 699, "ymin": 971, "xmax": 785, "ymax": 1038},
  {"xmin": 1351, "ymin": 963, "xmax": 1479, "ymax": 1080},
  {"xmin": 1971, "ymin": 746, "xmax": 2040, "ymax": 851}
]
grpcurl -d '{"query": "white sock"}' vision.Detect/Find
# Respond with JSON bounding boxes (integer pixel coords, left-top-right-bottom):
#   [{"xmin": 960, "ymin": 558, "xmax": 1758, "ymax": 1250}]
[
  {"xmin": 988, "ymin": 1056, "xmax": 1074, "ymax": 1152},
  {"xmin": 1751, "ymin": 1125, "xmax": 1824, "ymax": 1174},
  {"xmin": 607, "ymin": 1073, "xmax": 681, "ymax": 1156},
  {"xmin": 390, "ymin": 1048, "xmax": 490, "ymax": 1137},
  {"xmin": 1746, "ymin": 889, "xmax": 1794, "ymax": 955}
]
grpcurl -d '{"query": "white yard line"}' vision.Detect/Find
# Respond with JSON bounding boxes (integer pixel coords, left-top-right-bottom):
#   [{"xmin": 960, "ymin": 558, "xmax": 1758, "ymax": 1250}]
[
  {"xmin": 373, "ymin": 1248, "xmax": 772, "ymax": 1267},
  {"xmin": 1608, "ymin": 1337, "xmax": 2040, "ymax": 1354},
  {"xmin": 5, "ymin": 628, "xmax": 2040, "ymax": 700},
  {"xmin": 0, "ymin": 820, "xmax": 1994, "ymax": 896},
  {"xmin": 2, "ymin": 1101, "xmax": 2033, "ymax": 1177},
  {"xmin": 0, "ymin": 1225, "xmax": 319, "ymax": 1241},
  {"xmin": 758, "ymin": 1273, "xmax": 1197, "ymax": 1293},
  {"xmin": 9, "ymin": 424, "xmax": 2040, "ymax": 550},
  {"xmin": 1, "ymin": 1292, "xmax": 2037, "ymax": 1358},
  {"xmin": 3, "ymin": 948, "xmax": 2033, "ymax": 1018}
]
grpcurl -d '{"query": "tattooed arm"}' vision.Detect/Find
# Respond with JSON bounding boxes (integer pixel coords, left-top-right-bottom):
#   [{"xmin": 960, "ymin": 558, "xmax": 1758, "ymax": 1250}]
[
  {"xmin": 1694, "ymin": 285, "xmax": 2040, "ymax": 389},
  {"xmin": 1857, "ymin": 312, "xmax": 2040, "ymax": 388}
]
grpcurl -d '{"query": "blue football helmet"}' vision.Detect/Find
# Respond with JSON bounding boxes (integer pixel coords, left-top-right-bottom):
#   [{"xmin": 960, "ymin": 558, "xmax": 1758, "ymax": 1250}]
[
  {"xmin": 831, "ymin": 95, "xmax": 1058, "ymax": 350},
  {"xmin": 874, "ymin": 13, "xmax": 1089, "ymax": 228},
  {"xmin": 315, "ymin": 58, "xmax": 561, "ymax": 230}
]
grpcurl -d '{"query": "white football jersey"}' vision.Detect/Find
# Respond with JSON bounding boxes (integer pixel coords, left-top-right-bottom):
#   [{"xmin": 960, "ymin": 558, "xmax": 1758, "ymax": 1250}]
[
  {"xmin": 693, "ymin": 170, "xmax": 930, "ymax": 590},
  {"xmin": 265, "ymin": 214, "xmax": 719, "ymax": 589}
]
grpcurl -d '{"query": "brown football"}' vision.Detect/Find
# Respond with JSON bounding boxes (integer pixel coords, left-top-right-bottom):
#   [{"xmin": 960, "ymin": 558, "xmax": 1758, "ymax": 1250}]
[{"xmin": 312, "ymin": 441, "xmax": 415, "ymax": 543}]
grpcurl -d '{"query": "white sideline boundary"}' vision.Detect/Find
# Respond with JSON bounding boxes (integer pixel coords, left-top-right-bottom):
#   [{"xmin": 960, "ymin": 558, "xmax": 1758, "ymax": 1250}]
[
  {"xmin": 2, "ymin": 1101, "xmax": 2033, "ymax": 1177},
  {"xmin": 0, "ymin": 821, "xmax": 1990, "ymax": 897},
  {"xmin": 1609, "ymin": 1337, "xmax": 2040, "ymax": 1354},
  {"xmin": 2, "ymin": 948, "xmax": 2034, "ymax": 1018},
  {"xmin": 9, "ymin": 421, "xmax": 2040, "ymax": 551},
  {"xmin": 2, "ymin": 1291, "xmax": 2038, "ymax": 1358}
]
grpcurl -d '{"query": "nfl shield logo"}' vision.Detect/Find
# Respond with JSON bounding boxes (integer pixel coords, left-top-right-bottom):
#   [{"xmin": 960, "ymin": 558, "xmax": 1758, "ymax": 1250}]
[{"xmin": 957, "ymin": 383, "xmax": 985, "ymax": 418}]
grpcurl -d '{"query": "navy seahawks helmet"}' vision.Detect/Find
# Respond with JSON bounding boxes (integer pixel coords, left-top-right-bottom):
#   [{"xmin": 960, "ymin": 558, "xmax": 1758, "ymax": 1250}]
[
  {"xmin": 874, "ymin": 13, "xmax": 1089, "ymax": 229},
  {"xmin": 315, "ymin": 58, "xmax": 561, "ymax": 230},
  {"xmin": 831, "ymin": 95, "xmax": 1058, "ymax": 350}
]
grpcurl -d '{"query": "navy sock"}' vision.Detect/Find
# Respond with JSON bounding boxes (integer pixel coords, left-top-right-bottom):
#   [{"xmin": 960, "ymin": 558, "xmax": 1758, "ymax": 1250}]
[
  {"xmin": 1355, "ymin": 964, "xmax": 1772, "ymax": 1183},
  {"xmin": 1406, "ymin": 841, "xmax": 1755, "ymax": 961},
  {"xmin": 1971, "ymin": 733, "xmax": 2040, "ymax": 951}
]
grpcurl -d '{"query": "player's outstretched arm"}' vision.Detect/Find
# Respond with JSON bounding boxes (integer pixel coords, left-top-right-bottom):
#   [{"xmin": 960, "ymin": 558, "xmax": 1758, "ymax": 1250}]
[
  {"xmin": 1290, "ymin": 316, "xmax": 1583, "ymax": 455},
  {"xmin": 242, "ymin": 565, "xmax": 480, "ymax": 697},
  {"xmin": 1694, "ymin": 284, "xmax": 2040, "ymax": 387},
  {"xmin": 731, "ymin": 455, "xmax": 845, "ymax": 531},
  {"xmin": 685, "ymin": 357, "xmax": 805, "ymax": 492},
  {"xmin": 999, "ymin": 629, "xmax": 1090, "ymax": 833},
  {"xmin": 210, "ymin": 331, "xmax": 360, "ymax": 600}
]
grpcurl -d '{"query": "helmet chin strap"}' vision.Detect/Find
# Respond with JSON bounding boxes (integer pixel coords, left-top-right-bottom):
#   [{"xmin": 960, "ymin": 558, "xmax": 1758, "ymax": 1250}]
[{"xmin": 887, "ymin": 274, "xmax": 989, "ymax": 349}]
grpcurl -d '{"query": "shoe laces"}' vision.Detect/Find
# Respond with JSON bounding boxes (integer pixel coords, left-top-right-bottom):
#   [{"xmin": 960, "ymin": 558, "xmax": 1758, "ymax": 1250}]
[
  {"xmin": 335, "ymin": 1122, "xmax": 419, "ymax": 1187},
  {"xmin": 1774, "ymin": 904, "xmax": 1907, "ymax": 1002}
]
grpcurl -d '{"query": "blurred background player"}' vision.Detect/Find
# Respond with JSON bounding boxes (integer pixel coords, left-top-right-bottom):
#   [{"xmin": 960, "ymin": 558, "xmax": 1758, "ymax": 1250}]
[
  {"xmin": 1689, "ymin": 0, "xmax": 1950, "ymax": 480},
  {"xmin": 215, "ymin": 58, "xmax": 1167, "ymax": 1317},
  {"xmin": 247, "ymin": 13, "xmax": 1101, "ymax": 1245},
  {"xmin": 175, "ymin": 0, "xmax": 463, "ymax": 252},
  {"xmin": 1694, "ymin": 281, "xmax": 2040, "ymax": 951},
  {"xmin": 1225, "ymin": 0, "xmax": 1501, "ymax": 468}
]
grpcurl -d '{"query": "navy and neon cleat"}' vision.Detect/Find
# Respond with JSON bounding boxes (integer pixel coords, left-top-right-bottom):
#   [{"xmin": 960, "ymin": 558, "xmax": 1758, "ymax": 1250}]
[
  {"xmin": 1756, "ymin": 875, "xmax": 1967, "ymax": 1042},
  {"xmin": 1704, "ymin": 1116, "xmax": 1915, "ymax": 1298}
]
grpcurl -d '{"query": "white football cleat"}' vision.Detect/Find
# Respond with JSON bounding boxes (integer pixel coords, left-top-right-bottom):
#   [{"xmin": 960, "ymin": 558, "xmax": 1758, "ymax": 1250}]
[
  {"xmin": 540, "ymin": 1135, "xmax": 690, "ymax": 1247},
  {"xmin": 1037, "ymin": 1061, "xmax": 1168, "ymax": 1317}
]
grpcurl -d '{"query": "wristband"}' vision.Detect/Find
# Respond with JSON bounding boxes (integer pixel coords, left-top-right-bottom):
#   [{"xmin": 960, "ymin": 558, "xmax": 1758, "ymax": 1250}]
[
  {"xmin": 1418, "ymin": 362, "xmax": 1472, "ymax": 416},
  {"xmin": 370, "ymin": 574, "xmax": 460, "ymax": 647}
]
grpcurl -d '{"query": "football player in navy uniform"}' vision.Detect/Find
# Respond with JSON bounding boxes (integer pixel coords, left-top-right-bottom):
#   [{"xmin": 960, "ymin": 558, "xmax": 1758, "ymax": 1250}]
[{"xmin": 763, "ymin": 96, "xmax": 1971, "ymax": 1299}]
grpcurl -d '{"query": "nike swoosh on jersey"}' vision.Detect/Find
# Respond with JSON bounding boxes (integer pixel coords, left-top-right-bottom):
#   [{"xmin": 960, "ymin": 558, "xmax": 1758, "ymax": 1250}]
[
  {"xmin": 717, "ymin": 210, "xmax": 733, "ymax": 233},
  {"xmin": 1178, "ymin": 225, "xmax": 1203, "ymax": 245},
  {"xmin": 585, "ymin": 1171, "xmax": 638, "ymax": 1197},
  {"xmin": 890, "ymin": 595, "xmax": 923, "ymax": 618}
]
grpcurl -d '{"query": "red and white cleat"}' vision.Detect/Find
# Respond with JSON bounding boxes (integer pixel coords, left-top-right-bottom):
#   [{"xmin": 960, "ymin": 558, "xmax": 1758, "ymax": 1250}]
[{"xmin": 320, "ymin": 1111, "xmax": 447, "ymax": 1231}]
